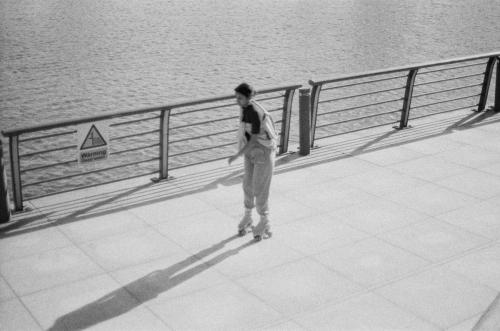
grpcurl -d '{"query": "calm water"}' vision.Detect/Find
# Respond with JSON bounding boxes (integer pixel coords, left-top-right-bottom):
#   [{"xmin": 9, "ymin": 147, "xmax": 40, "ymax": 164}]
[
  {"xmin": 1, "ymin": 0, "xmax": 499, "ymax": 129},
  {"xmin": 1, "ymin": 0, "xmax": 499, "ymax": 197}
]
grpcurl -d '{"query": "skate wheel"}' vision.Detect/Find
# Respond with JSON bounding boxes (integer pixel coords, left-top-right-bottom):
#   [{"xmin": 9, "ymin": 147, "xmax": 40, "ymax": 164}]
[
  {"xmin": 254, "ymin": 235, "xmax": 263, "ymax": 242},
  {"xmin": 238, "ymin": 228, "xmax": 247, "ymax": 237}
]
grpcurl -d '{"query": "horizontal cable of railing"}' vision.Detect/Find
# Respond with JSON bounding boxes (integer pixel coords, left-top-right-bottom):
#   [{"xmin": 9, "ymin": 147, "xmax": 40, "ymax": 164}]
[
  {"xmin": 19, "ymin": 130, "xmax": 77, "ymax": 142},
  {"xmin": 20, "ymin": 145, "xmax": 78, "ymax": 158},
  {"xmin": 170, "ymin": 142, "xmax": 236, "ymax": 158},
  {"xmin": 110, "ymin": 115, "xmax": 160, "ymax": 127},
  {"xmin": 110, "ymin": 129, "xmax": 160, "ymax": 142},
  {"xmin": 23, "ymin": 157, "xmax": 159, "ymax": 187},
  {"xmin": 315, "ymin": 121, "xmax": 400, "ymax": 141},
  {"xmin": 21, "ymin": 160, "xmax": 78, "ymax": 173},
  {"xmin": 110, "ymin": 143, "xmax": 160, "ymax": 156},
  {"xmin": 315, "ymin": 108, "xmax": 402, "ymax": 129},
  {"xmin": 418, "ymin": 61, "xmax": 487, "ymax": 75},
  {"xmin": 308, "ymin": 51, "xmax": 500, "ymax": 148},
  {"xmin": 412, "ymin": 83, "xmax": 483, "ymax": 98},
  {"xmin": 320, "ymin": 75, "xmax": 408, "ymax": 91},
  {"xmin": 410, "ymin": 104, "xmax": 479, "ymax": 120},
  {"xmin": 413, "ymin": 73, "xmax": 485, "ymax": 86},
  {"xmin": 317, "ymin": 98, "xmax": 404, "ymax": 116},
  {"xmin": 2, "ymin": 84, "xmax": 301, "ymax": 137},
  {"xmin": 2, "ymin": 83, "xmax": 301, "ymax": 208},
  {"xmin": 309, "ymin": 51, "xmax": 500, "ymax": 86},
  {"xmin": 318, "ymin": 86, "xmax": 406, "ymax": 104},
  {"xmin": 170, "ymin": 129, "xmax": 236, "ymax": 144},
  {"xmin": 411, "ymin": 94, "xmax": 481, "ymax": 109}
]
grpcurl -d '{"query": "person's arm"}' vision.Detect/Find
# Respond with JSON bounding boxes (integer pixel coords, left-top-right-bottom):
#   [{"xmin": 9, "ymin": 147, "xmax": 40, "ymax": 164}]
[{"xmin": 228, "ymin": 134, "xmax": 257, "ymax": 165}]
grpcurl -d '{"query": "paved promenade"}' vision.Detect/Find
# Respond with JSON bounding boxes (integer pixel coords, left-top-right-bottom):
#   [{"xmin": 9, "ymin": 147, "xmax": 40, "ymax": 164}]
[{"xmin": 1, "ymin": 109, "xmax": 500, "ymax": 331}]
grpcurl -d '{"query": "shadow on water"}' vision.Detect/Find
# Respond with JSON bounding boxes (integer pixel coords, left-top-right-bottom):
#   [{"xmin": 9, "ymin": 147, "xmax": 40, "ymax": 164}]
[
  {"xmin": 47, "ymin": 235, "xmax": 254, "ymax": 331},
  {"xmin": 2, "ymin": 108, "xmax": 499, "ymax": 238}
]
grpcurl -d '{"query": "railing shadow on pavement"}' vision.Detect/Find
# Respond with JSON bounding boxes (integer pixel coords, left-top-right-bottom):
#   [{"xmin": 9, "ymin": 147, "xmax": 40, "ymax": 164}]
[
  {"xmin": 275, "ymin": 106, "xmax": 500, "ymax": 171},
  {"xmin": 1, "ymin": 107, "xmax": 499, "ymax": 239},
  {"xmin": 46, "ymin": 235, "xmax": 255, "ymax": 331}
]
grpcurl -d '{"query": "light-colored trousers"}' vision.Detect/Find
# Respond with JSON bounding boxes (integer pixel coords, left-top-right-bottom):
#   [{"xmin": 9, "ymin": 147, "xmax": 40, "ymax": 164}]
[{"xmin": 243, "ymin": 144, "xmax": 275, "ymax": 217}]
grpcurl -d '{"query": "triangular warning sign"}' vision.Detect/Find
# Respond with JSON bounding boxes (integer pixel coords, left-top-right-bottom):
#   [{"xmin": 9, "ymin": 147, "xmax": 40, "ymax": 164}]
[{"xmin": 80, "ymin": 125, "xmax": 107, "ymax": 150}]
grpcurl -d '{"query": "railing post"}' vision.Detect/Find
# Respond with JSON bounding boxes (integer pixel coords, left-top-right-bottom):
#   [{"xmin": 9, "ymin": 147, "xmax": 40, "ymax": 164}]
[
  {"xmin": 8, "ymin": 135, "xmax": 23, "ymax": 211},
  {"xmin": 279, "ymin": 88, "xmax": 296, "ymax": 154},
  {"xmin": 495, "ymin": 56, "xmax": 500, "ymax": 112},
  {"xmin": 299, "ymin": 88, "xmax": 311, "ymax": 156},
  {"xmin": 158, "ymin": 108, "xmax": 171, "ymax": 180},
  {"xmin": 399, "ymin": 69, "xmax": 418, "ymax": 129},
  {"xmin": 1, "ymin": 140, "xmax": 11, "ymax": 223},
  {"xmin": 309, "ymin": 82, "xmax": 322, "ymax": 148},
  {"xmin": 478, "ymin": 57, "xmax": 496, "ymax": 112}
]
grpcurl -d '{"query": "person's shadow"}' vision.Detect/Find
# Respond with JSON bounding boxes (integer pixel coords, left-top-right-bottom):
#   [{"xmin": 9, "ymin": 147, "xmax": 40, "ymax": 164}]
[{"xmin": 48, "ymin": 235, "xmax": 254, "ymax": 331}]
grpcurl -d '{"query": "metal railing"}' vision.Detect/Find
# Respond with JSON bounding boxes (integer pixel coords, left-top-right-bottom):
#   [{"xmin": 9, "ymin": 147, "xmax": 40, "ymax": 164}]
[
  {"xmin": 308, "ymin": 52, "xmax": 500, "ymax": 147},
  {"xmin": 1, "ymin": 52, "xmax": 499, "ymax": 215},
  {"xmin": 1, "ymin": 84, "xmax": 301, "ymax": 211}
]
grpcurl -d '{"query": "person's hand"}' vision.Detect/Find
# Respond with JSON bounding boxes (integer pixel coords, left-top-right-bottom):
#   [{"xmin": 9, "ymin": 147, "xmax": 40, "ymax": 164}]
[{"xmin": 228, "ymin": 154, "xmax": 238, "ymax": 165}]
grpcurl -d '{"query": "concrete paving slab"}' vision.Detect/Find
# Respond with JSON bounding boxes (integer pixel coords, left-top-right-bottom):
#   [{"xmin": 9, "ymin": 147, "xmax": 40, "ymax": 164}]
[
  {"xmin": 301, "ymin": 156, "xmax": 383, "ymax": 181},
  {"xmin": 204, "ymin": 236, "xmax": 304, "ymax": 279},
  {"xmin": 403, "ymin": 135, "xmax": 466, "ymax": 155},
  {"xmin": 284, "ymin": 180, "xmax": 379, "ymax": 213},
  {"xmin": 272, "ymin": 213, "xmax": 369, "ymax": 255},
  {"xmin": 478, "ymin": 161, "xmax": 500, "ymax": 177},
  {"xmin": 0, "ymin": 276, "xmax": 15, "ymax": 303},
  {"xmin": 435, "ymin": 145, "xmax": 500, "ymax": 169},
  {"xmin": 447, "ymin": 128, "xmax": 500, "ymax": 153},
  {"xmin": 327, "ymin": 198, "xmax": 430, "ymax": 235},
  {"xmin": 377, "ymin": 219, "xmax": 489, "ymax": 262},
  {"xmin": 109, "ymin": 252, "xmax": 229, "ymax": 304},
  {"xmin": 82, "ymin": 306, "xmax": 172, "ymax": 331},
  {"xmin": 2, "ymin": 111, "xmax": 500, "ymax": 330},
  {"xmin": 57, "ymin": 210, "xmax": 148, "ymax": 244},
  {"xmin": 152, "ymin": 210, "xmax": 237, "ymax": 253},
  {"xmin": 260, "ymin": 320, "xmax": 306, "ymax": 330},
  {"xmin": 1, "ymin": 245, "xmax": 103, "ymax": 296},
  {"xmin": 313, "ymin": 237, "xmax": 430, "ymax": 288},
  {"xmin": 20, "ymin": 274, "xmax": 147, "ymax": 330},
  {"xmin": 146, "ymin": 282, "xmax": 283, "ymax": 331},
  {"xmin": 78, "ymin": 228, "xmax": 186, "ymax": 272},
  {"xmin": 384, "ymin": 183, "xmax": 480, "ymax": 216},
  {"xmin": 388, "ymin": 155, "xmax": 470, "ymax": 182},
  {"xmin": 437, "ymin": 199, "xmax": 500, "ymax": 239},
  {"xmin": 435, "ymin": 168, "xmax": 500, "ymax": 199},
  {"xmin": 0, "ymin": 298, "xmax": 42, "ymax": 331},
  {"xmin": 270, "ymin": 166, "xmax": 328, "ymax": 193},
  {"xmin": 375, "ymin": 267, "xmax": 497, "ymax": 329},
  {"xmin": 339, "ymin": 166, "xmax": 429, "ymax": 196},
  {"xmin": 295, "ymin": 293, "xmax": 439, "ymax": 331},
  {"xmin": 446, "ymin": 314, "xmax": 482, "ymax": 331},
  {"xmin": 444, "ymin": 242, "xmax": 500, "ymax": 291},
  {"xmin": 356, "ymin": 145, "xmax": 427, "ymax": 166},
  {"xmin": 128, "ymin": 195, "xmax": 215, "ymax": 226},
  {"xmin": 0, "ymin": 226, "xmax": 73, "ymax": 264},
  {"xmin": 236, "ymin": 258, "xmax": 362, "ymax": 316}
]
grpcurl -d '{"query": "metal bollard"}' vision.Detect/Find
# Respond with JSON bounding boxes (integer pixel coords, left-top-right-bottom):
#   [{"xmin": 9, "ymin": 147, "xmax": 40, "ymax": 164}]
[
  {"xmin": 299, "ymin": 88, "xmax": 311, "ymax": 156},
  {"xmin": 0, "ymin": 140, "xmax": 11, "ymax": 223}
]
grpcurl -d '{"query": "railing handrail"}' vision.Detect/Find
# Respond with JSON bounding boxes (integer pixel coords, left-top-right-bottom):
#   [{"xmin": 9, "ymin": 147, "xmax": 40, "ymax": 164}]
[
  {"xmin": 309, "ymin": 51, "xmax": 500, "ymax": 86},
  {"xmin": 1, "ymin": 84, "xmax": 302, "ymax": 137}
]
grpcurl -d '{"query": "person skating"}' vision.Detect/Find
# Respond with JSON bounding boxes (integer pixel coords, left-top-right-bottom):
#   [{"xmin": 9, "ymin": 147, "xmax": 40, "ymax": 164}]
[{"xmin": 228, "ymin": 83, "xmax": 277, "ymax": 241}]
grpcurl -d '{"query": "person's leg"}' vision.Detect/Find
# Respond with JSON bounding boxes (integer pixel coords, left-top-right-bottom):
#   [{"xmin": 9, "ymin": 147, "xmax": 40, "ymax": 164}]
[
  {"xmin": 252, "ymin": 147, "xmax": 275, "ymax": 239},
  {"xmin": 239, "ymin": 153, "xmax": 255, "ymax": 233}
]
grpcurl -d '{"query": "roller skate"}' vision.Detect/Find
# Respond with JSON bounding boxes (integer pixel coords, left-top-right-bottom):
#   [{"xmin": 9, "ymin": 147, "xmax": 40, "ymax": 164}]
[
  {"xmin": 238, "ymin": 209, "xmax": 253, "ymax": 237},
  {"xmin": 252, "ymin": 216, "xmax": 272, "ymax": 242}
]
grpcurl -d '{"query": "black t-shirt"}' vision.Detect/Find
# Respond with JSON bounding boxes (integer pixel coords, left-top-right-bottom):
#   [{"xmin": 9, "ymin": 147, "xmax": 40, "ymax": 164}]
[{"xmin": 241, "ymin": 104, "xmax": 261, "ymax": 141}]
